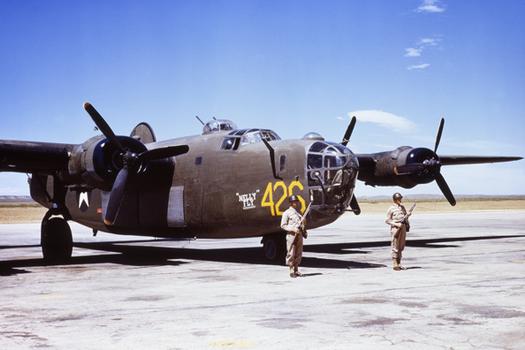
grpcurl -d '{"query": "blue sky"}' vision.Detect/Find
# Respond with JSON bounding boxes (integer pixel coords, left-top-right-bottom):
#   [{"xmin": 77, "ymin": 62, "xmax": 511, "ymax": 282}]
[{"xmin": 1, "ymin": 0, "xmax": 524, "ymax": 196}]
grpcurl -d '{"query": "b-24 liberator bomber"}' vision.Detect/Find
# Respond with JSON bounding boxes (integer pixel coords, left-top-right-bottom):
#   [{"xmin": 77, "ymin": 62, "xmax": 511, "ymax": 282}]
[{"xmin": 0, "ymin": 103, "xmax": 522, "ymax": 263}]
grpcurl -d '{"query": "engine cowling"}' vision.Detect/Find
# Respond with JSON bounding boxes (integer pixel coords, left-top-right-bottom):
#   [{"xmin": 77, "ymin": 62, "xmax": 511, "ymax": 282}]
[
  {"xmin": 68, "ymin": 135, "xmax": 146, "ymax": 190},
  {"xmin": 359, "ymin": 146, "xmax": 441, "ymax": 188}
]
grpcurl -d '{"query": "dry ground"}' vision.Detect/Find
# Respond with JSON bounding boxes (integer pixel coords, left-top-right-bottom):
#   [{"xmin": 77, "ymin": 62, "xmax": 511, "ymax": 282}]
[
  {"xmin": 359, "ymin": 199, "xmax": 525, "ymax": 213},
  {"xmin": 0, "ymin": 199, "xmax": 524, "ymax": 223}
]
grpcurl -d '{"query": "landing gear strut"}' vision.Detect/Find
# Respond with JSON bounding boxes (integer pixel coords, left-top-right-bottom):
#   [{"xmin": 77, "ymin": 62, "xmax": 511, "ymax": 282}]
[{"xmin": 261, "ymin": 233, "xmax": 287, "ymax": 265}]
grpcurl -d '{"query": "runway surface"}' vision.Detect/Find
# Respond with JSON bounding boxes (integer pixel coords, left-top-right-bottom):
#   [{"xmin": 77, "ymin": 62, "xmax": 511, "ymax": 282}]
[{"xmin": 1, "ymin": 210, "xmax": 525, "ymax": 349}]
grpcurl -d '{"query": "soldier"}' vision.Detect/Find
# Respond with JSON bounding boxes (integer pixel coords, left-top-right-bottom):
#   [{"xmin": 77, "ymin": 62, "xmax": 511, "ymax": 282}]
[
  {"xmin": 385, "ymin": 192, "xmax": 412, "ymax": 271},
  {"xmin": 280, "ymin": 195, "xmax": 307, "ymax": 278}
]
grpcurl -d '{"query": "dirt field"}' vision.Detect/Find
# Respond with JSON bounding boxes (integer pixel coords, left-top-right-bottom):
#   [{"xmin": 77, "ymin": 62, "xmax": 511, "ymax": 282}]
[
  {"xmin": 0, "ymin": 199, "xmax": 524, "ymax": 224},
  {"xmin": 0, "ymin": 203, "xmax": 47, "ymax": 224}
]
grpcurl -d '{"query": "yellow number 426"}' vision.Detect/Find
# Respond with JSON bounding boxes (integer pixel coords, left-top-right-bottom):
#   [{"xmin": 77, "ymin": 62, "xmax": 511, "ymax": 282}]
[{"xmin": 261, "ymin": 180, "xmax": 306, "ymax": 216}]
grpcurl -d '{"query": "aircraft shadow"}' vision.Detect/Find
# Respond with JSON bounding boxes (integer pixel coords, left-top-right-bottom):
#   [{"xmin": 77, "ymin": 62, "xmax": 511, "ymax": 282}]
[
  {"xmin": 0, "ymin": 240, "xmax": 385, "ymax": 273},
  {"xmin": 1, "ymin": 234, "xmax": 523, "ymax": 276},
  {"xmin": 74, "ymin": 242, "xmax": 386, "ymax": 270}
]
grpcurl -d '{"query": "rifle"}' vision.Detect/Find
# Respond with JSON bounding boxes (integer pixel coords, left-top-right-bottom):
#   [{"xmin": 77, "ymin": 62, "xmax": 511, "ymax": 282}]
[
  {"xmin": 398, "ymin": 203, "xmax": 416, "ymax": 234},
  {"xmin": 300, "ymin": 202, "xmax": 312, "ymax": 226},
  {"xmin": 294, "ymin": 202, "xmax": 312, "ymax": 240}
]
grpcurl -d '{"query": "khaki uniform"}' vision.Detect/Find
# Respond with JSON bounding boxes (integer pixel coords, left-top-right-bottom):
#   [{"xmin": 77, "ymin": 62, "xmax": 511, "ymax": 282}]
[
  {"xmin": 280, "ymin": 207, "xmax": 305, "ymax": 269},
  {"xmin": 385, "ymin": 203, "xmax": 408, "ymax": 260}
]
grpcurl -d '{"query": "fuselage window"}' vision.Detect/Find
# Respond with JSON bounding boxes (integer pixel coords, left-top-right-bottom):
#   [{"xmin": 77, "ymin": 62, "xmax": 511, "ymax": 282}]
[{"xmin": 279, "ymin": 154, "xmax": 286, "ymax": 171}]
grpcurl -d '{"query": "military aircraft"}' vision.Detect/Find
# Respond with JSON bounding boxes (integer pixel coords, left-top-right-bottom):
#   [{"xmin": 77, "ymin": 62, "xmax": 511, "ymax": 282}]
[{"xmin": 0, "ymin": 103, "xmax": 522, "ymax": 263}]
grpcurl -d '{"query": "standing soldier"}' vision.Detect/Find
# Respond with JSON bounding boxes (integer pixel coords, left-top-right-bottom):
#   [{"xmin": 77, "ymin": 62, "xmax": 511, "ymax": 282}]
[
  {"xmin": 385, "ymin": 192, "xmax": 414, "ymax": 271},
  {"xmin": 281, "ymin": 195, "xmax": 307, "ymax": 278}
]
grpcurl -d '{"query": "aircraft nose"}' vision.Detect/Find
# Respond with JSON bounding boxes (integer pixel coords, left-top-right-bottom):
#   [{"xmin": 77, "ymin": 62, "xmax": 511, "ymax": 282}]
[{"xmin": 306, "ymin": 141, "xmax": 359, "ymax": 211}]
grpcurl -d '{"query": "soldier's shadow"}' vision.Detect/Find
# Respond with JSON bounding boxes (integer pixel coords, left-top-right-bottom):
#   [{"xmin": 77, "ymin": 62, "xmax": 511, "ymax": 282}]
[{"xmin": 298, "ymin": 272, "xmax": 324, "ymax": 277}]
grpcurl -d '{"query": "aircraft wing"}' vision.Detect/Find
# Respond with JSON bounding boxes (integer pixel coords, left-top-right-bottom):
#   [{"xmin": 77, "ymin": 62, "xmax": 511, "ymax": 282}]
[
  {"xmin": 439, "ymin": 155, "xmax": 523, "ymax": 166},
  {"xmin": 0, "ymin": 140, "xmax": 73, "ymax": 174}
]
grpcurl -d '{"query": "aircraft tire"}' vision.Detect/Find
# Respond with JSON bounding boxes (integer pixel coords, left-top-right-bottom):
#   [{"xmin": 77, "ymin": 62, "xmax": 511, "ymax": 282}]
[
  {"xmin": 262, "ymin": 233, "xmax": 287, "ymax": 265},
  {"xmin": 41, "ymin": 217, "xmax": 73, "ymax": 264}
]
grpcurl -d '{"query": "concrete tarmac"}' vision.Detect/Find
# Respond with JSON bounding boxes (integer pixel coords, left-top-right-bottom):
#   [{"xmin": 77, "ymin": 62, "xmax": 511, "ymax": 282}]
[{"xmin": 1, "ymin": 210, "xmax": 525, "ymax": 349}]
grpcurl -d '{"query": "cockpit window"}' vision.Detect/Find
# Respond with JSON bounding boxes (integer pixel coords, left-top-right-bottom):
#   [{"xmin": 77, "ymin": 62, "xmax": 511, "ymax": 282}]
[
  {"xmin": 221, "ymin": 137, "xmax": 240, "ymax": 150},
  {"xmin": 222, "ymin": 129, "xmax": 281, "ymax": 150},
  {"xmin": 241, "ymin": 129, "xmax": 280, "ymax": 145}
]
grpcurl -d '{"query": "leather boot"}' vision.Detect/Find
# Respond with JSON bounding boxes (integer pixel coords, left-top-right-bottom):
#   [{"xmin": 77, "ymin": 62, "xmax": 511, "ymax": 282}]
[
  {"xmin": 393, "ymin": 258, "xmax": 401, "ymax": 271},
  {"xmin": 397, "ymin": 258, "xmax": 405, "ymax": 270},
  {"xmin": 289, "ymin": 267, "xmax": 296, "ymax": 278}
]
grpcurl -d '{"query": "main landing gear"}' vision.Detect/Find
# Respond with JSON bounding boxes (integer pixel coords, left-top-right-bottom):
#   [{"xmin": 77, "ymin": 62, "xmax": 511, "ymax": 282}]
[
  {"xmin": 41, "ymin": 216, "xmax": 72, "ymax": 264},
  {"xmin": 36, "ymin": 175, "xmax": 73, "ymax": 264},
  {"xmin": 261, "ymin": 233, "xmax": 286, "ymax": 265}
]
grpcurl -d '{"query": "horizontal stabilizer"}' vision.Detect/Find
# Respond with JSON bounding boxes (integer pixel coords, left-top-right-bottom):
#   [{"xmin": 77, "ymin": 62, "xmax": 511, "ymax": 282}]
[{"xmin": 440, "ymin": 156, "xmax": 522, "ymax": 166}]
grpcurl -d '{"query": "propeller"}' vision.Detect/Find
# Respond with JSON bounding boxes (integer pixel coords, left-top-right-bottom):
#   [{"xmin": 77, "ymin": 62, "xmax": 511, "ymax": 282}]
[
  {"xmin": 434, "ymin": 117, "xmax": 444, "ymax": 153},
  {"xmin": 349, "ymin": 194, "xmax": 361, "ymax": 215},
  {"xmin": 435, "ymin": 172, "xmax": 456, "ymax": 206},
  {"xmin": 396, "ymin": 117, "xmax": 456, "ymax": 206},
  {"xmin": 84, "ymin": 102, "xmax": 189, "ymax": 225},
  {"xmin": 341, "ymin": 116, "xmax": 357, "ymax": 146},
  {"xmin": 84, "ymin": 102, "xmax": 125, "ymax": 152}
]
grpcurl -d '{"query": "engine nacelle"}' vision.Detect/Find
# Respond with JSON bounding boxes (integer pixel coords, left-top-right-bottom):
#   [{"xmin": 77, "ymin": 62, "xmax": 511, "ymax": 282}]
[
  {"xmin": 68, "ymin": 135, "xmax": 146, "ymax": 190},
  {"xmin": 359, "ymin": 146, "xmax": 441, "ymax": 188}
]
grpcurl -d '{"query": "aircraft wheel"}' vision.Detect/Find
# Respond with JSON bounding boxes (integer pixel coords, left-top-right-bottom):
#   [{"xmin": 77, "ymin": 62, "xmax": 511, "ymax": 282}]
[
  {"xmin": 41, "ymin": 217, "xmax": 73, "ymax": 264},
  {"xmin": 262, "ymin": 233, "xmax": 286, "ymax": 264}
]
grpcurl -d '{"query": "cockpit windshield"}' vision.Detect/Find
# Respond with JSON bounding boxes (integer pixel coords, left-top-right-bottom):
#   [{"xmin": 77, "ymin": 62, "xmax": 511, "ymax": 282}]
[{"xmin": 221, "ymin": 129, "xmax": 281, "ymax": 150}]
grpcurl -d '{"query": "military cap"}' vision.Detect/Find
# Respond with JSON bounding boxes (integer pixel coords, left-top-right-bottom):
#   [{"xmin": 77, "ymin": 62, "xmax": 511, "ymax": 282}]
[
  {"xmin": 289, "ymin": 195, "xmax": 300, "ymax": 203},
  {"xmin": 393, "ymin": 192, "xmax": 403, "ymax": 200}
]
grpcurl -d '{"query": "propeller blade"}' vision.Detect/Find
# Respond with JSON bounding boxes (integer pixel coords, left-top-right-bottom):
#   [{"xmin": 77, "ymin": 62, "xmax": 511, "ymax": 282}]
[
  {"xmin": 435, "ymin": 172, "xmax": 456, "ymax": 206},
  {"xmin": 138, "ymin": 145, "xmax": 189, "ymax": 162},
  {"xmin": 84, "ymin": 102, "xmax": 125, "ymax": 152},
  {"xmin": 434, "ymin": 117, "xmax": 445, "ymax": 153},
  {"xmin": 341, "ymin": 116, "xmax": 357, "ymax": 146},
  {"xmin": 261, "ymin": 138, "xmax": 282, "ymax": 180},
  {"xmin": 350, "ymin": 194, "xmax": 361, "ymax": 215},
  {"xmin": 104, "ymin": 167, "xmax": 129, "ymax": 225}
]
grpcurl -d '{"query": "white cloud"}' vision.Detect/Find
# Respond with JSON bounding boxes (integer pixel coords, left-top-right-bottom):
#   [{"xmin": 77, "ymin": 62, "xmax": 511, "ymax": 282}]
[
  {"xmin": 416, "ymin": 0, "xmax": 446, "ymax": 13},
  {"xmin": 347, "ymin": 110, "xmax": 416, "ymax": 133},
  {"xmin": 407, "ymin": 63, "xmax": 431, "ymax": 70},
  {"xmin": 404, "ymin": 47, "xmax": 422, "ymax": 57},
  {"xmin": 418, "ymin": 37, "xmax": 439, "ymax": 46},
  {"xmin": 404, "ymin": 37, "xmax": 441, "ymax": 60}
]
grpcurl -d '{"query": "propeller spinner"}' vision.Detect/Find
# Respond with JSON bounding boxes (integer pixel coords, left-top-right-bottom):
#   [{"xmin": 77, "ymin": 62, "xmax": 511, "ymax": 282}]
[{"xmin": 396, "ymin": 117, "xmax": 456, "ymax": 206}]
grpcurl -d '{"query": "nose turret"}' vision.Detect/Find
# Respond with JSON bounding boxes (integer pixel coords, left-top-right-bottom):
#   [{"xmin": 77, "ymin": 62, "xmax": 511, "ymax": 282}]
[{"xmin": 306, "ymin": 141, "xmax": 359, "ymax": 214}]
